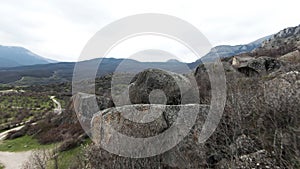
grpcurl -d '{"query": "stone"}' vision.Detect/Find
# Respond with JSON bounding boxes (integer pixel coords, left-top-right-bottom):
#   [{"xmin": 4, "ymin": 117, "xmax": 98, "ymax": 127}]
[
  {"xmin": 89, "ymin": 104, "xmax": 211, "ymax": 168},
  {"xmin": 235, "ymin": 56, "xmax": 281, "ymax": 76},
  {"xmin": 129, "ymin": 68, "xmax": 197, "ymax": 105},
  {"xmin": 264, "ymin": 71, "xmax": 300, "ymax": 110}
]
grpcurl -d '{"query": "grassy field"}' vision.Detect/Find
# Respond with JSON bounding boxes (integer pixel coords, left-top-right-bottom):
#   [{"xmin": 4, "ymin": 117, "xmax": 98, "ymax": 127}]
[
  {"xmin": 0, "ymin": 135, "xmax": 91, "ymax": 168},
  {"xmin": 0, "ymin": 135, "xmax": 55, "ymax": 152},
  {"xmin": 57, "ymin": 146, "xmax": 82, "ymax": 169}
]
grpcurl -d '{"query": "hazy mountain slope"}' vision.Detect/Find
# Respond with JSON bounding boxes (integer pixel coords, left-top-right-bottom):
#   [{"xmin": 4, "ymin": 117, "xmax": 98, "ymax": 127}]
[
  {"xmin": 0, "ymin": 34, "xmax": 275, "ymax": 84},
  {"xmin": 188, "ymin": 35, "xmax": 272, "ymax": 69},
  {"xmin": 0, "ymin": 58, "xmax": 191, "ymax": 84},
  {"xmin": 0, "ymin": 45, "xmax": 56, "ymax": 68}
]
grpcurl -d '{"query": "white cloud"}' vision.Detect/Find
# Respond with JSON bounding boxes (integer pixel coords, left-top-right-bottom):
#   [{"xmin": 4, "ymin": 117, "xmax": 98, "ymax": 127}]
[
  {"xmin": 105, "ymin": 35, "xmax": 201, "ymax": 62},
  {"xmin": 0, "ymin": 0, "xmax": 300, "ymax": 62}
]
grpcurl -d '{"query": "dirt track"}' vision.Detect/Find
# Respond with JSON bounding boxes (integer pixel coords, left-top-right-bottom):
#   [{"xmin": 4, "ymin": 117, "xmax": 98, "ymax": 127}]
[
  {"xmin": 0, "ymin": 151, "xmax": 32, "ymax": 169},
  {"xmin": 0, "ymin": 126, "xmax": 31, "ymax": 169},
  {"xmin": 0, "ymin": 126, "xmax": 24, "ymax": 141}
]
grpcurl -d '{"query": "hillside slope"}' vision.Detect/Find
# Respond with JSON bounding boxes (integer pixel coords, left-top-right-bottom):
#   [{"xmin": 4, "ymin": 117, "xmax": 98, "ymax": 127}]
[
  {"xmin": 252, "ymin": 24, "xmax": 300, "ymax": 58},
  {"xmin": 0, "ymin": 45, "xmax": 56, "ymax": 68},
  {"xmin": 0, "ymin": 58, "xmax": 190, "ymax": 85}
]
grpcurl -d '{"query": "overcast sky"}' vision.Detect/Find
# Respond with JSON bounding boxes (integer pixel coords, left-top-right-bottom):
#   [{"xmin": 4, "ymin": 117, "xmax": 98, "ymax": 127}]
[{"xmin": 1, "ymin": 0, "xmax": 300, "ymax": 62}]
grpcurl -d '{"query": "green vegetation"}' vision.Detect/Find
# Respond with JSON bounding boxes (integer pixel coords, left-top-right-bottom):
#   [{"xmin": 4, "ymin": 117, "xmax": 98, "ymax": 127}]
[
  {"xmin": 12, "ymin": 76, "xmax": 69, "ymax": 86},
  {"xmin": 0, "ymin": 84, "xmax": 11, "ymax": 90},
  {"xmin": 0, "ymin": 93, "xmax": 54, "ymax": 124},
  {"xmin": 0, "ymin": 92, "xmax": 66, "ymax": 128},
  {"xmin": 0, "ymin": 135, "xmax": 55, "ymax": 152},
  {"xmin": 57, "ymin": 146, "xmax": 82, "ymax": 169},
  {"xmin": 48, "ymin": 139, "xmax": 91, "ymax": 169},
  {"xmin": 0, "ymin": 163, "xmax": 4, "ymax": 169}
]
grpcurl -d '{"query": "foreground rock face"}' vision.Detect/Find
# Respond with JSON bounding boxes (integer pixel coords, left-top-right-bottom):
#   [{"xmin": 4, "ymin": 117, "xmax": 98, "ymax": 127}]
[
  {"xmin": 89, "ymin": 104, "xmax": 210, "ymax": 168},
  {"xmin": 87, "ymin": 104, "xmax": 285, "ymax": 169}
]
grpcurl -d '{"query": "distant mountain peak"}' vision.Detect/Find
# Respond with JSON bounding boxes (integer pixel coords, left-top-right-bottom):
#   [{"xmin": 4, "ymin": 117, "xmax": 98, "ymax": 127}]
[
  {"xmin": 166, "ymin": 59, "xmax": 181, "ymax": 63},
  {"xmin": 0, "ymin": 45, "xmax": 57, "ymax": 68}
]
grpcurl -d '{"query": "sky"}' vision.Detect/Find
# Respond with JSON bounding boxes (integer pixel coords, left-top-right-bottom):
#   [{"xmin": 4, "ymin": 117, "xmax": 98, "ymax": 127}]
[{"xmin": 0, "ymin": 0, "xmax": 300, "ymax": 62}]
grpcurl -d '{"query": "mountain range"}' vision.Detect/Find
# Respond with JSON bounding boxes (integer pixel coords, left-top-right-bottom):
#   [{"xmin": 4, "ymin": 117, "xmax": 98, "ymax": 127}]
[
  {"xmin": 187, "ymin": 35, "xmax": 272, "ymax": 69},
  {"xmin": 0, "ymin": 33, "xmax": 274, "ymax": 85}
]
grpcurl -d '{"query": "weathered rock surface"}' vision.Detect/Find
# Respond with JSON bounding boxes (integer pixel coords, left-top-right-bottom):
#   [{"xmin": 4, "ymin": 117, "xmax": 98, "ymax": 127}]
[
  {"xmin": 89, "ymin": 104, "xmax": 211, "ymax": 168},
  {"xmin": 254, "ymin": 24, "xmax": 300, "ymax": 58},
  {"xmin": 129, "ymin": 68, "xmax": 198, "ymax": 105},
  {"xmin": 235, "ymin": 57, "xmax": 281, "ymax": 76},
  {"xmin": 279, "ymin": 50, "xmax": 300, "ymax": 64},
  {"xmin": 264, "ymin": 71, "xmax": 300, "ymax": 110}
]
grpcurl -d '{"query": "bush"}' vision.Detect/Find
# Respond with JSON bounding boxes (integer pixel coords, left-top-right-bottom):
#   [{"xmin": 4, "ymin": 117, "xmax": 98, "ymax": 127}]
[
  {"xmin": 58, "ymin": 137, "xmax": 81, "ymax": 152},
  {"xmin": 6, "ymin": 124, "xmax": 30, "ymax": 140}
]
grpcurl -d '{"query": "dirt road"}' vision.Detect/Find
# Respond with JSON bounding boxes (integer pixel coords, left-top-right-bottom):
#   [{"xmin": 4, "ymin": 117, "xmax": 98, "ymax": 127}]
[
  {"xmin": 0, "ymin": 125, "xmax": 24, "ymax": 141},
  {"xmin": 50, "ymin": 96, "xmax": 62, "ymax": 115},
  {"xmin": 0, "ymin": 151, "xmax": 31, "ymax": 169},
  {"xmin": 0, "ymin": 126, "xmax": 31, "ymax": 169}
]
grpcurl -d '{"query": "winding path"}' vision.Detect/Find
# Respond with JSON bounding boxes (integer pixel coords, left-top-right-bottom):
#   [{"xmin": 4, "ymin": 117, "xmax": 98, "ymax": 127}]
[
  {"xmin": 50, "ymin": 96, "xmax": 62, "ymax": 115},
  {"xmin": 0, "ymin": 125, "xmax": 24, "ymax": 141},
  {"xmin": 0, "ymin": 95, "xmax": 62, "ymax": 168}
]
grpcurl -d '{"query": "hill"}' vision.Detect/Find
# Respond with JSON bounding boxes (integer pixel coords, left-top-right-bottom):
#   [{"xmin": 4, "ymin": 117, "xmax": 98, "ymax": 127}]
[
  {"xmin": 0, "ymin": 45, "xmax": 56, "ymax": 68},
  {"xmin": 0, "ymin": 58, "xmax": 190, "ymax": 85}
]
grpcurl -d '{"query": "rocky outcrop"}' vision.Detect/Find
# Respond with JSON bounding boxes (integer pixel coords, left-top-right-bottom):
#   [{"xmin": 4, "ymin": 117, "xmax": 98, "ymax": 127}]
[
  {"xmin": 272, "ymin": 25, "xmax": 300, "ymax": 39},
  {"xmin": 254, "ymin": 24, "xmax": 300, "ymax": 58},
  {"xmin": 88, "ymin": 104, "xmax": 211, "ymax": 168},
  {"xmin": 279, "ymin": 50, "xmax": 300, "ymax": 64},
  {"xmin": 264, "ymin": 71, "xmax": 300, "ymax": 110},
  {"xmin": 129, "ymin": 69, "xmax": 198, "ymax": 105},
  {"xmin": 234, "ymin": 57, "xmax": 281, "ymax": 76}
]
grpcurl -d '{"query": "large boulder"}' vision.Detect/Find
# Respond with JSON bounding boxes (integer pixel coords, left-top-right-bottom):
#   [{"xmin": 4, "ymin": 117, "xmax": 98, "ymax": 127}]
[
  {"xmin": 194, "ymin": 62, "xmax": 232, "ymax": 104},
  {"xmin": 264, "ymin": 70, "xmax": 300, "ymax": 110},
  {"xmin": 89, "ymin": 104, "xmax": 211, "ymax": 168},
  {"xmin": 129, "ymin": 69, "xmax": 197, "ymax": 105},
  {"xmin": 235, "ymin": 57, "xmax": 281, "ymax": 76}
]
